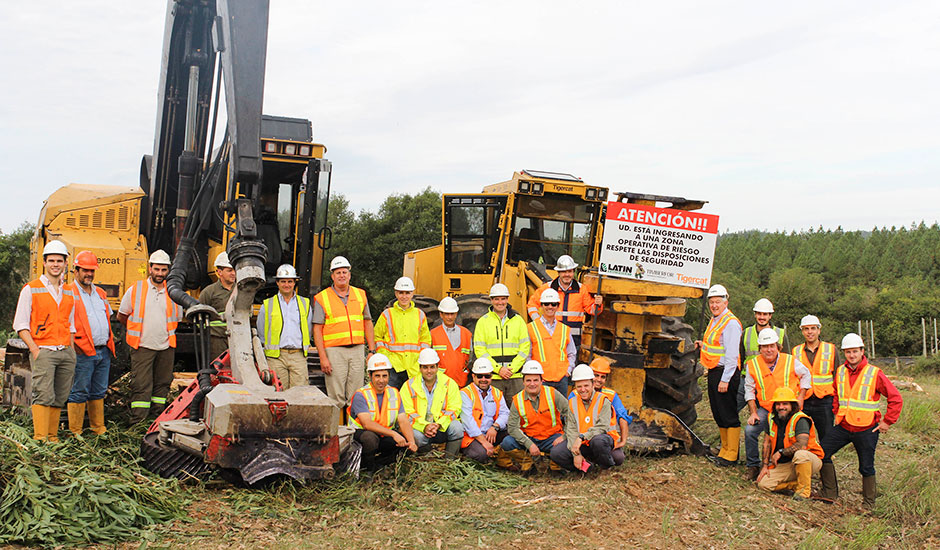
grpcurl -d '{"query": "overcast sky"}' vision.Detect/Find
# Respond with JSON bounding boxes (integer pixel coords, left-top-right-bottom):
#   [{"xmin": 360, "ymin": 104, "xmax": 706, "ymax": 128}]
[{"xmin": 1, "ymin": 1, "xmax": 938, "ymax": 235}]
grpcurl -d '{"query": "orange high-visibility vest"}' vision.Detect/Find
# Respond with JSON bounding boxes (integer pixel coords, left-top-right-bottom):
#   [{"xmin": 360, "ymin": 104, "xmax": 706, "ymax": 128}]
[
  {"xmin": 459, "ymin": 384, "xmax": 504, "ymax": 448},
  {"xmin": 568, "ymin": 391, "xmax": 618, "ymax": 444},
  {"xmin": 514, "ymin": 386, "xmax": 563, "ymax": 440},
  {"xmin": 527, "ymin": 319, "xmax": 571, "ymax": 382},
  {"xmin": 347, "ymin": 385, "xmax": 401, "ymax": 430},
  {"xmin": 124, "ymin": 280, "xmax": 182, "ymax": 350},
  {"xmin": 70, "ymin": 283, "xmax": 115, "ymax": 357},
  {"xmin": 700, "ymin": 309, "xmax": 741, "ymax": 369},
  {"xmin": 835, "ymin": 363, "xmax": 881, "ymax": 427},
  {"xmin": 26, "ymin": 279, "xmax": 74, "ymax": 346},
  {"xmin": 792, "ymin": 342, "xmax": 836, "ymax": 399},
  {"xmin": 768, "ymin": 411, "xmax": 824, "ymax": 459},
  {"xmin": 315, "ymin": 286, "xmax": 368, "ymax": 347},
  {"xmin": 748, "ymin": 353, "xmax": 799, "ymax": 412},
  {"xmin": 431, "ymin": 324, "xmax": 472, "ymax": 387}
]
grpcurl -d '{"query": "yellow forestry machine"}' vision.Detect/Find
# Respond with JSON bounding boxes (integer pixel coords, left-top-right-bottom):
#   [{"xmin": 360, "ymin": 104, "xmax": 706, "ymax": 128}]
[{"xmin": 404, "ymin": 170, "xmax": 711, "ymax": 454}]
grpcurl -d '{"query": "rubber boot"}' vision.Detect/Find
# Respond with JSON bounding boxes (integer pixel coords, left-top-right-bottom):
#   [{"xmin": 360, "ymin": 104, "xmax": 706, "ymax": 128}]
[
  {"xmin": 87, "ymin": 399, "xmax": 107, "ymax": 435},
  {"xmin": 819, "ymin": 462, "xmax": 839, "ymax": 500},
  {"xmin": 716, "ymin": 428, "xmax": 728, "ymax": 460},
  {"xmin": 494, "ymin": 448, "xmax": 516, "ymax": 470},
  {"xmin": 444, "ymin": 439, "xmax": 462, "ymax": 458},
  {"xmin": 509, "ymin": 449, "xmax": 534, "ymax": 473},
  {"xmin": 67, "ymin": 402, "xmax": 86, "ymax": 436},
  {"xmin": 47, "ymin": 407, "xmax": 61, "ymax": 443},
  {"xmin": 862, "ymin": 475, "xmax": 877, "ymax": 510},
  {"xmin": 773, "ymin": 480, "xmax": 798, "ymax": 493},
  {"xmin": 794, "ymin": 462, "xmax": 813, "ymax": 499},
  {"xmin": 31, "ymin": 404, "xmax": 48, "ymax": 441},
  {"xmin": 725, "ymin": 427, "xmax": 741, "ymax": 463}
]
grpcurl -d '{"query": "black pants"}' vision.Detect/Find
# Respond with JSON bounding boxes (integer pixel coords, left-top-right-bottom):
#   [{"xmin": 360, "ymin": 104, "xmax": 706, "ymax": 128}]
[
  {"xmin": 462, "ymin": 429, "xmax": 508, "ymax": 463},
  {"xmin": 387, "ymin": 369, "xmax": 408, "ymax": 390},
  {"xmin": 821, "ymin": 423, "xmax": 879, "ymax": 476},
  {"xmin": 802, "ymin": 395, "xmax": 834, "ymax": 443},
  {"xmin": 354, "ymin": 429, "xmax": 405, "ymax": 471},
  {"xmin": 552, "ymin": 434, "xmax": 624, "ymax": 471},
  {"xmin": 707, "ymin": 367, "xmax": 741, "ymax": 428}
]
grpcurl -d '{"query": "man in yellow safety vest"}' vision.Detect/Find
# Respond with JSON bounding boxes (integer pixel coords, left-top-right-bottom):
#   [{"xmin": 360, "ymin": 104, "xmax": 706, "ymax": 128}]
[
  {"xmin": 374, "ymin": 276, "xmax": 431, "ymax": 390},
  {"xmin": 257, "ymin": 264, "xmax": 311, "ymax": 390},
  {"xmin": 401, "ymin": 348, "xmax": 463, "ymax": 457},
  {"xmin": 474, "ymin": 283, "xmax": 530, "ymax": 398}
]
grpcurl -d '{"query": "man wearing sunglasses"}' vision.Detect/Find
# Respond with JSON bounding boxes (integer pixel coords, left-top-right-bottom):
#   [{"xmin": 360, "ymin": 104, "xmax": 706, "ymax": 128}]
[
  {"xmin": 527, "ymin": 289, "xmax": 576, "ymax": 395},
  {"xmin": 459, "ymin": 358, "xmax": 509, "ymax": 463}
]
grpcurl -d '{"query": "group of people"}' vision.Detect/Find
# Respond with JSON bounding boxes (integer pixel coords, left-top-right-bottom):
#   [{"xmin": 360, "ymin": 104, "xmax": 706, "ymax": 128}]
[{"xmin": 699, "ymin": 284, "xmax": 903, "ymax": 508}]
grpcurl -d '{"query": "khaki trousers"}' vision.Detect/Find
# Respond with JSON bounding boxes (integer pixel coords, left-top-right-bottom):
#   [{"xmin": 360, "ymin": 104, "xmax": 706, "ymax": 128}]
[
  {"xmin": 492, "ymin": 377, "xmax": 523, "ymax": 399},
  {"xmin": 757, "ymin": 450, "xmax": 822, "ymax": 491},
  {"xmin": 129, "ymin": 347, "xmax": 175, "ymax": 422},
  {"xmin": 267, "ymin": 350, "xmax": 309, "ymax": 389},
  {"xmin": 30, "ymin": 347, "xmax": 77, "ymax": 407},
  {"xmin": 324, "ymin": 345, "xmax": 366, "ymax": 408}
]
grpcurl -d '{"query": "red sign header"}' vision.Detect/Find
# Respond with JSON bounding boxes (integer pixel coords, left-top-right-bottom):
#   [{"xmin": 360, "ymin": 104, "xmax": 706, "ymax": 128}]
[{"xmin": 606, "ymin": 202, "xmax": 719, "ymax": 234}]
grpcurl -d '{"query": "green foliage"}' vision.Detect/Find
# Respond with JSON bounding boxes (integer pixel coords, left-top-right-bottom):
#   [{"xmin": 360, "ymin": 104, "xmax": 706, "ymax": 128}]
[
  {"xmin": 0, "ymin": 223, "xmax": 34, "ymax": 334},
  {"xmin": 876, "ymin": 454, "xmax": 940, "ymax": 526},
  {"xmin": 897, "ymin": 394, "xmax": 940, "ymax": 435},
  {"xmin": 912, "ymin": 355, "xmax": 940, "ymax": 374}
]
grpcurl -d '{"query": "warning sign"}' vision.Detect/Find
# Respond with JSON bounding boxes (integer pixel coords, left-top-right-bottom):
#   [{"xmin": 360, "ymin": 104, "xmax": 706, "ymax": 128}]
[{"xmin": 598, "ymin": 202, "xmax": 719, "ymax": 289}]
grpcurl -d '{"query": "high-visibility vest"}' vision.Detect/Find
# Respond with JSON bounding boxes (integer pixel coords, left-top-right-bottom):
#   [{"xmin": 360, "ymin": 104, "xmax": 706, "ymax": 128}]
[
  {"xmin": 473, "ymin": 309, "xmax": 530, "ymax": 380},
  {"xmin": 314, "ymin": 286, "xmax": 367, "ymax": 347},
  {"xmin": 347, "ymin": 385, "xmax": 401, "ymax": 430},
  {"xmin": 125, "ymin": 280, "xmax": 182, "ymax": 350},
  {"xmin": 768, "ymin": 411, "xmax": 824, "ymax": 459},
  {"xmin": 748, "ymin": 353, "xmax": 799, "ymax": 412},
  {"xmin": 700, "ymin": 309, "xmax": 741, "ymax": 369},
  {"xmin": 375, "ymin": 303, "xmax": 431, "ymax": 377},
  {"xmin": 835, "ymin": 363, "xmax": 881, "ymax": 428},
  {"xmin": 70, "ymin": 283, "xmax": 115, "ymax": 357},
  {"xmin": 568, "ymin": 391, "xmax": 618, "ymax": 444},
  {"xmin": 26, "ymin": 279, "xmax": 74, "ymax": 347},
  {"xmin": 527, "ymin": 319, "xmax": 570, "ymax": 382},
  {"xmin": 514, "ymin": 386, "xmax": 562, "ymax": 440},
  {"xmin": 402, "ymin": 372, "xmax": 461, "ymax": 431},
  {"xmin": 792, "ymin": 342, "xmax": 836, "ymax": 399},
  {"xmin": 262, "ymin": 294, "xmax": 311, "ymax": 358},
  {"xmin": 431, "ymin": 323, "xmax": 472, "ymax": 387},
  {"xmin": 526, "ymin": 280, "xmax": 600, "ymax": 337},
  {"xmin": 743, "ymin": 325, "xmax": 785, "ymax": 362},
  {"xmin": 459, "ymin": 384, "xmax": 504, "ymax": 448}
]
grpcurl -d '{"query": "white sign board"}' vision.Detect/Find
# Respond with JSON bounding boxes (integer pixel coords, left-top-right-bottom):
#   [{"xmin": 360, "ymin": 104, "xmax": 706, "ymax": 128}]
[{"xmin": 599, "ymin": 202, "xmax": 720, "ymax": 289}]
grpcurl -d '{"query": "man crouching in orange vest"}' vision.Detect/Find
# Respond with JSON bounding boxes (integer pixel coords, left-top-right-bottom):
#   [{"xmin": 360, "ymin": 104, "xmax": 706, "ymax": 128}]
[
  {"xmin": 756, "ymin": 387, "xmax": 824, "ymax": 500},
  {"xmin": 499, "ymin": 360, "xmax": 570, "ymax": 473},
  {"xmin": 554, "ymin": 364, "xmax": 623, "ymax": 473}
]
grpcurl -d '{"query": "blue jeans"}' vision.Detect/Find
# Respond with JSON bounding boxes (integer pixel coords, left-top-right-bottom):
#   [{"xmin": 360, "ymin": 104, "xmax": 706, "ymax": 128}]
[
  {"xmin": 500, "ymin": 432, "xmax": 563, "ymax": 453},
  {"xmin": 544, "ymin": 377, "xmax": 570, "ymax": 397},
  {"xmin": 68, "ymin": 347, "xmax": 111, "ymax": 403},
  {"xmin": 413, "ymin": 421, "xmax": 463, "ymax": 447},
  {"xmin": 744, "ymin": 406, "xmax": 769, "ymax": 467}
]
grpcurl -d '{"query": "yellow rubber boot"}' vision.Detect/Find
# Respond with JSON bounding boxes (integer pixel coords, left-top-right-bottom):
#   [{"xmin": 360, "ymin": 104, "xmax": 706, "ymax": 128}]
[
  {"xmin": 773, "ymin": 480, "xmax": 798, "ymax": 493},
  {"xmin": 67, "ymin": 402, "xmax": 86, "ymax": 436},
  {"xmin": 494, "ymin": 447, "xmax": 514, "ymax": 469},
  {"xmin": 31, "ymin": 405, "xmax": 48, "ymax": 441},
  {"xmin": 724, "ymin": 427, "xmax": 741, "ymax": 463},
  {"xmin": 716, "ymin": 427, "xmax": 729, "ymax": 460},
  {"xmin": 508, "ymin": 449, "xmax": 534, "ymax": 473},
  {"xmin": 794, "ymin": 462, "xmax": 813, "ymax": 499},
  {"xmin": 46, "ymin": 407, "xmax": 61, "ymax": 443},
  {"xmin": 87, "ymin": 399, "xmax": 107, "ymax": 435}
]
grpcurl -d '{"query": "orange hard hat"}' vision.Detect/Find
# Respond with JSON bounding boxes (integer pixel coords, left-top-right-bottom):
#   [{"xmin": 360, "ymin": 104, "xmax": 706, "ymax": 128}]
[
  {"xmin": 590, "ymin": 357, "xmax": 612, "ymax": 374},
  {"xmin": 74, "ymin": 250, "xmax": 99, "ymax": 270}
]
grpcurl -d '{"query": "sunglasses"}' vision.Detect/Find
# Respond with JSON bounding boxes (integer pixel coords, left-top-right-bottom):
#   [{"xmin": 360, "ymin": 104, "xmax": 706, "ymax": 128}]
[
  {"xmin": 542, "ymin": 303, "xmax": 560, "ymax": 307},
  {"xmin": 474, "ymin": 373, "xmax": 492, "ymax": 379}
]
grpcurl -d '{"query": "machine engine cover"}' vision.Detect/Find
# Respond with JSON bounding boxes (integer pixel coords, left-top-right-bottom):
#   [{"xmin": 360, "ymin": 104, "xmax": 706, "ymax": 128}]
[{"xmin": 205, "ymin": 383, "xmax": 339, "ymax": 439}]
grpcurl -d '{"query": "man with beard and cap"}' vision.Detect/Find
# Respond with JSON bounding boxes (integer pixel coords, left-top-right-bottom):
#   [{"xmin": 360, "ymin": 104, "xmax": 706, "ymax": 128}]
[
  {"xmin": 198, "ymin": 251, "xmax": 236, "ymax": 362},
  {"xmin": 756, "ymin": 387, "xmax": 824, "ymax": 500},
  {"xmin": 460, "ymin": 357, "xmax": 509, "ymax": 464}
]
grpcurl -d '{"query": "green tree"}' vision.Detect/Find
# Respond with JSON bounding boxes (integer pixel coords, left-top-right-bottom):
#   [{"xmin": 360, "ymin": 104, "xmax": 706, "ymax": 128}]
[{"xmin": 0, "ymin": 223, "xmax": 35, "ymax": 334}]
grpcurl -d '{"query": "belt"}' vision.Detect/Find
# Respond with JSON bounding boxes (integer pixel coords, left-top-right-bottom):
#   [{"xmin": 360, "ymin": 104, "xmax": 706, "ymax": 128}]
[
  {"xmin": 94, "ymin": 344, "xmax": 108, "ymax": 350},
  {"xmin": 281, "ymin": 348, "xmax": 304, "ymax": 353}
]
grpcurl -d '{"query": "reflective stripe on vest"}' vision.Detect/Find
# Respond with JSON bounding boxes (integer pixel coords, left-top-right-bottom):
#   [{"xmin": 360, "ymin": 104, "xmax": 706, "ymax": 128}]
[
  {"xmin": 749, "ymin": 353, "xmax": 798, "ymax": 412},
  {"xmin": 460, "ymin": 384, "xmax": 504, "ymax": 448},
  {"xmin": 793, "ymin": 341, "xmax": 836, "ymax": 398},
  {"xmin": 405, "ymin": 373, "xmax": 459, "ymax": 425},
  {"xmin": 316, "ymin": 286, "xmax": 367, "ymax": 347},
  {"xmin": 700, "ymin": 310, "xmax": 740, "ymax": 369},
  {"xmin": 514, "ymin": 386, "xmax": 561, "ymax": 440},
  {"xmin": 27, "ymin": 279, "xmax": 74, "ymax": 347},
  {"xmin": 768, "ymin": 411, "xmax": 824, "ymax": 459},
  {"xmin": 377, "ymin": 307, "xmax": 426, "ymax": 353},
  {"xmin": 263, "ymin": 294, "xmax": 311, "ymax": 358},
  {"xmin": 835, "ymin": 363, "xmax": 881, "ymax": 427},
  {"xmin": 528, "ymin": 320, "xmax": 570, "ymax": 382},
  {"xmin": 348, "ymin": 386, "xmax": 400, "ymax": 429},
  {"xmin": 742, "ymin": 325, "xmax": 785, "ymax": 362},
  {"xmin": 431, "ymin": 324, "xmax": 472, "ymax": 387},
  {"xmin": 125, "ymin": 280, "xmax": 181, "ymax": 350},
  {"xmin": 568, "ymin": 391, "xmax": 619, "ymax": 444},
  {"xmin": 70, "ymin": 283, "xmax": 115, "ymax": 357}
]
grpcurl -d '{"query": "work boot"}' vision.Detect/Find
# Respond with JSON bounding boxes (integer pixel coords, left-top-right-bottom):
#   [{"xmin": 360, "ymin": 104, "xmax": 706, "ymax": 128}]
[
  {"xmin": 716, "ymin": 427, "xmax": 729, "ymax": 460},
  {"xmin": 46, "ymin": 407, "xmax": 61, "ymax": 443},
  {"xmin": 724, "ymin": 427, "xmax": 741, "ymax": 463},
  {"xmin": 773, "ymin": 481, "xmax": 797, "ymax": 495},
  {"xmin": 794, "ymin": 462, "xmax": 813, "ymax": 499},
  {"xmin": 819, "ymin": 462, "xmax": 839, "ymax": 500},
  {"xmin": 508, "ymin": 449, "xmax": 534, "ymax": 473},
  {"xmin": 67, "ymin": 402, "xmax": 86, "ymax": 436},
  {"xmin": 745, "ymin": 466, "xmax": 761, "ymax": 482},
  {"xmin": 87, "ymin": 399, "xmax": 107, "ymax": 435},
  {"xmin": 494, "ymin": 448, "xmax": 517, "ymax": 470},
  {"xmin": 444, "ymin": 439, "xmax": 462, "ymax": 458},
  {"xmin": 862, "ymin": 475, "xmax": 877, "ymax": 510},
  {"xmin": 31, "ymin": 404, "xmax": 48, "ymax": 441}
]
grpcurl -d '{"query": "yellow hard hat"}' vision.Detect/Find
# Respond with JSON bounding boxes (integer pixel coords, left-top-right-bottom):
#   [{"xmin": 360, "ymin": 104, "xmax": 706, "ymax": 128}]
[{"xmin": 770, "ymin": 386, "xmax": 798, "ymax": 403}]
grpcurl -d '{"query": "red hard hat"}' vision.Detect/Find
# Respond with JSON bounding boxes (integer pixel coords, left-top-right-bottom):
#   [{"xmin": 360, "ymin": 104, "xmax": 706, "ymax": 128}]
[{"xmin": 74, "ymin": 251, "xmax": 99, "ymax": 270}]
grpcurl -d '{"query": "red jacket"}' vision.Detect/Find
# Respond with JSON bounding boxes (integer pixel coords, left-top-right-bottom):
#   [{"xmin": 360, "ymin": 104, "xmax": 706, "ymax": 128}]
[{"xmin": 831, "ymin": 358, "xmax": 903, "ymax": 432}]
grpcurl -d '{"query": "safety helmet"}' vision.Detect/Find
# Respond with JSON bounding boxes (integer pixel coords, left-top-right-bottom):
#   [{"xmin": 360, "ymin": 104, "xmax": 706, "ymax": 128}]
[
  {"xmin": 437, "ymin": 296, "xmax": 459, "ymax": 313},
  {"xmin": 540, "ymin": 288, "xmax": 561, "ymax": 304},
  {"xmin": 367, "ymin": 353, "xmax": 392, "ymax": 372},
  {"xmin": 275, "ymin": 264, "xmax": 299, "ymax": 279},
  {"xmin": 707, "ymin": 284, "xmax": 728, "ymax": 298},
  {"xmin": 489, "ymin": 283, "xmax": 510, "ymax": 298},
  {"xmin": 213, "ymin": 251, "xmax": 232, "ymax": 269},
  {"xmin": 471, "ymin": 357, "xmax": 494, "ymax": 375},
  {"xmin": 554, "ymin": 255, "xmax": 578, "ymax": 271},
  {"xmin": 589, "ymin": 357, "xmax": 611, "ymax": 374},
  {"xmin": 570, "ymin": 364, "xmax": 595, "ymax": 382},
  {"xmin": 42, "ymin": 240, "xmax": 69, "ymax": 258},
  {"xmin": 330, "ymin": 256, "xmax": 351, "ymax": 271},
  {"xmin": 800, "ymin": 315, "xmax": 821, "ymax": 328},
  {"xmin": 149, "ymin": 250, "xmax": 171, "ymax": 265},
  {"xmin": 753, "ymin": 298, "xmax": 774, "ymax": 313},
  {"xmin": 770, "ymin": 386, "xmax": 798, "ymax": 404},
  {"xmin": 417, "ymin": 348, "xmax": 440, "ymax": 366},
  {"xmin": 841, "ymin": 333, "xmax": 865, "ymax": 350},
  {"xmin": 73, "ymin": 251, "xmax": 98, "ymax": 270},
  {"xmin": 520, "ymin": 360, "xmax": 544, "ymax": 376},
  {"xmin": 394, "ymin": 276, "xmax": 416, "ymax": 292},
  {"xmin": 757, "ymin": 327, "xmax": 780, "ymax": 345}
]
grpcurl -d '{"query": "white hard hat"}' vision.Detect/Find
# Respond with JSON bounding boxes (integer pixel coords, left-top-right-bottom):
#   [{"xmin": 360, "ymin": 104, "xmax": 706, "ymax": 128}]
[
  {"xmin": 800, "ymin": 315, "xmax": 821, "ymax": 328},
  {"xmin": 471, "ymin": 357, "xmax": 494, "ymax": 375},
  {"xmin": 540, "ymin": 288, "xmax": 561, "ymax": 304},
  {"xmin": 213, "ymin": 251, "xmax": 232, "ymax": 269},
  {"xmin": 330, "ymin": 256, "xmax": 351, "ymax": 271},
  {"xmin": 554, "ymin": 255, "xmax": 578, "ymax": 271},
  {"xmin": 275, "ymin": 264, "xmax": 299, "ymax": 279},
  {"xmin": 149, "ymin": 249, "xmax": 171, "ymax": 265},
  {"xmin": 841, "ymin": 333, "xmax": 865, "ymax": 350},
  {"xmin": 753, "ymin": 298, "xmax": 774, "ymax": 313},
  {"xmin": 489, "ymin": 283, "xmax": 510, "ymax": 298},
  {"xmin": 394, "ymin": 276, "xmax": 416, "ymax": 292},
  {"xmin": 367, "ymin": 353, "xmax": 392, "ymax": 372},
  {"xmin": 42, "ymin": 240, "xmax": 69, "ymax": 258},
  {"xmin": 417, "ymin": 348, "xmax": 440, "ymax": 366},
  {"xmin": 757, "ymin": 327, "xmax": 780, "ymax": 346},
  {"xmin": 707, "ymin": 284, "xmax": 728, "ymax": 298},
  {"xmin": 437, "ymin": 296, "xmax": 459, "ymax": 313},
  {"xmin": 570, "ymin": 363, "xmax": 595, "ymax": 382},
  {"xmin": 520, "ymin": 360, "xmax": 544, "ymax": 376}
]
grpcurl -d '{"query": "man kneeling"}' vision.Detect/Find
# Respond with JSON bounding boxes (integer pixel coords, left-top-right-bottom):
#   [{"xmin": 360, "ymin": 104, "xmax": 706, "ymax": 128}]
[
  {"xmin": 554, "ymin": 364, "xmax": 622, "ymax": 472},
  {"xmin": 756, "ymin": 387, "xmax": 824, "ymax": 500},
  {"xmin": 402, "ymin": 348, "xmax": 463, "ymax": 457}
]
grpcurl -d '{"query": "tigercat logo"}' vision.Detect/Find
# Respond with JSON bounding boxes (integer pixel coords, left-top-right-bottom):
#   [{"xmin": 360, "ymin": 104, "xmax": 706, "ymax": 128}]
[
  {"xmin": 552, "ymin": 184, "xmax": 574, "ymax": 192},
  {"xmin": 99, "ymin": 257, "xmax": 121, "ymax": 265},
  {"xmin": 677, "ymin": 274, "xmax": 707, "ymax": 285}
]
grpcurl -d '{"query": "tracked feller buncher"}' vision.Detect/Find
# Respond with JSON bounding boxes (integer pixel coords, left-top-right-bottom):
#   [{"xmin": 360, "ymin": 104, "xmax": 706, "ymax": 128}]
[{"xmin": 404, "ymin": 170, "xmax": 710, "ymax": 455}]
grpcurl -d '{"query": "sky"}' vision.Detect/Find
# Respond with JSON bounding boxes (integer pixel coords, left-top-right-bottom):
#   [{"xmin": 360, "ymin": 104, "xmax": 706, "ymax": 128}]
[{"xmin": 1, "ymin": 1, "xmax": 938, "ymax": 235}]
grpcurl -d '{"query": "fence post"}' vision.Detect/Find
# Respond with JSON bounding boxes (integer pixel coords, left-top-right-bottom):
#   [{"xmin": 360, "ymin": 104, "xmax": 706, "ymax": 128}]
[{"xmin": 924, "ymin": 317, "xmax": 928, "ymax": 357}]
